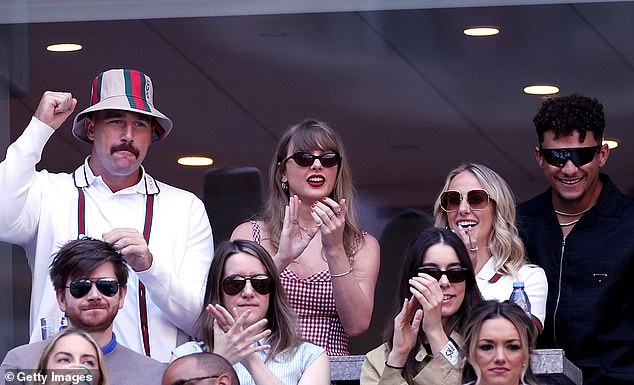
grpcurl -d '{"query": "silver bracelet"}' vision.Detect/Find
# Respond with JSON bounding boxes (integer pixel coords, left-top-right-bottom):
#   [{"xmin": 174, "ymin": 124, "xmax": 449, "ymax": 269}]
[{"xmin": 330, "ymin": 267, "xmax": 353, "ymax": 277}]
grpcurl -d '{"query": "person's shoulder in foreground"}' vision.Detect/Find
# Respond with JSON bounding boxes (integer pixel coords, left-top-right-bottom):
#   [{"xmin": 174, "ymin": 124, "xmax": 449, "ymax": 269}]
[
  {"xmin": 1, "ymin": 340, "xmax": 49, "ymax": 384},
  {"xmin": 362, "ymin": 333, "xmax": 464, "ymax": 385},
  {"xmin": 106, "ymin": 343, "xmax": 166, "ymax": 385},
  {"xmin": 1, "ymin": 340, "xmax": 165, "ymax": 385}
]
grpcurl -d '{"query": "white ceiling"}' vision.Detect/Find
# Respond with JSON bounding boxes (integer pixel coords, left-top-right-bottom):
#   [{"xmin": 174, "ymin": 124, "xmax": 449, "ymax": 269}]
[{"xmin": 4, "ymin": 0, "xmax": 634, "ymax": 236}]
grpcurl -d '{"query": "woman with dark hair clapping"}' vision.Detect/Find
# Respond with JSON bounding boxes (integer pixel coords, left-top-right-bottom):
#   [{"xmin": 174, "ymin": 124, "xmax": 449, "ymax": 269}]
[
  {"xmin": 434, "ymin": 163, "xmax": 547, "ymax": 331},
  {"xmin": 172, "ymin": 240, "xmax": 329, "ymax": 385},
  {"xmin": 361, "ymin": 228, "xmax": 482, "ymax": 385}
]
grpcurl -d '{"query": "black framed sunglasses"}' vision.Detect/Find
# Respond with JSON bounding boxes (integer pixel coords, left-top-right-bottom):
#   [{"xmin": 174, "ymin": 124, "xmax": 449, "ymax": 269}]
[
  {"xmin": 417, "ymin": 267, "xmax": 470, "ymax": 283},
  {"xmin": 539, "ymin": 145, "xmax": 601, "ymax": 168},
  {"xmin": 64, "ymin": 278, "xmax": 120, "ymax": 298},
  {"xmin": 221, "ymin": 274, "xmax": 273, "ymax": 296},
  {"xmin": 282, "ymin": 152, "xmax": 341, "ymax": 168},
  {"xmin": 440, "ymin": 189, "xmax": 490, "ymax": 213}
]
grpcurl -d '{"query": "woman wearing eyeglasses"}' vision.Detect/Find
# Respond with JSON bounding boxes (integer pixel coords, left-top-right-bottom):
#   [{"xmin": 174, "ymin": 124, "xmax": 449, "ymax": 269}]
[
  {"xmin": 361, "ymin": 228, "xmax": 482, "ymax": 385},
  {"xmin": 231, "ymin": 119, "xmax": 380, "ymax": 355},
  {"xmin": 34, "ymin": 328, "xmax": 108, "ymax": 385},
  {"xmin": 433, "ymin": 163, "xmax": 547, "ymax": 331},
  {"xmin": 172, "ymin": 239, "xmax": 330, "ymax": 385}
]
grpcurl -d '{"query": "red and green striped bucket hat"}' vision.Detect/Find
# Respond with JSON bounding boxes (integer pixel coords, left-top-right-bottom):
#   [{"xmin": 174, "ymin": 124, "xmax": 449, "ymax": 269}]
[{"xmin": 72, "ymin": 69, "xmax": 173, "ymax": 143}]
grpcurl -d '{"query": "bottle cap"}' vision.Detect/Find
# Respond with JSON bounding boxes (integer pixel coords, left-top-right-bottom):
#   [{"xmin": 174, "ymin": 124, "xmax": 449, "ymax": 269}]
[{"xmin": 512, "ymin": 281, "xmax": 525, "ymax": 288}]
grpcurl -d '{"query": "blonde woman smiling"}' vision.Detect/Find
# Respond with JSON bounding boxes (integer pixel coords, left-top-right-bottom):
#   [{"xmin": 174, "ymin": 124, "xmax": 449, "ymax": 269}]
[{"xmin": 434, "ymin": 163, "xmax": 547, "ymax": 331}]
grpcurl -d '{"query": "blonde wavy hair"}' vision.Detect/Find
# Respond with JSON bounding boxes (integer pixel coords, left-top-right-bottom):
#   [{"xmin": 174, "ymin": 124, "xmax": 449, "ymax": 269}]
[
  {"xmin": 433, "ymin": 163, "xmax": 526, "ymax": 277},
  {"xmin": 34, "ymin": 328, "xmax": 108, "ymax": 385}
]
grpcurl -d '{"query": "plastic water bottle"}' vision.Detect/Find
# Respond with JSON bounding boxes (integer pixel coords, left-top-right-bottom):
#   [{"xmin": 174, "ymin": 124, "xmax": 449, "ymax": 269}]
[
  {"xmin": 60, "ymin": 315, "xmax": 69, "ymax": 331},
  {"xmin": 509, "ymin": 281, "xmax": 531, "ymax": 317}
]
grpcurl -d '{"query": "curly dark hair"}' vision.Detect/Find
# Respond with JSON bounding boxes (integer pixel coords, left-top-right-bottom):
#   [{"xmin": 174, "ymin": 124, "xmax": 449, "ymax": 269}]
[{"xmin": 533, "ymin": 94, "xmax": 605, "ymax": 144}]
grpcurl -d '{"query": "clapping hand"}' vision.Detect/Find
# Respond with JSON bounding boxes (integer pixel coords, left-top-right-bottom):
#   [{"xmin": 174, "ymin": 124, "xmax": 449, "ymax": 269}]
[
  {"xmin": 206, "ymin": 304, "xmax": 271, "ymax": 365},
  {"xmin": 311, "ymin": 197, "xmax": 346, "ymax": 253},
  {"xmin": 277, "ymin": 195, "xmax": 318, "ymax": 266},
  {"xmin": 409, "ymin": 271, "xmax": 451, "ymax": 354},
  {"xmin": 409, "ymin": 272, "xmax": 443, "ymax": 335},
  {"xmin": 387, "ymin": 297, "xmax": 423, "ymax": 367}
]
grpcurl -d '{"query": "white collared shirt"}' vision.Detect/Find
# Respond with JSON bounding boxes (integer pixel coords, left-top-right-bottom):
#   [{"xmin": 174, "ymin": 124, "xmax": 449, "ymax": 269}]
[
  {"xmin": 476, "ymin": 257, "xmax": 548, "ymax": 329},
  {"xmin": 0, "ymin": 117, "xmax": 214, "ymax": 362}
]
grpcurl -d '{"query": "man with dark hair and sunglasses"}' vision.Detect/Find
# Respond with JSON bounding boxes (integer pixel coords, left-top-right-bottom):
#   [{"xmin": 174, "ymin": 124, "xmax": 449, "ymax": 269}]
[
  {"xmin": 0, "ymin": 237, "xmax": 165, "ymax": 385},
  {"xmin": 517, "ymin": 94, "xmax": 634, "ymax": 385},
  {"xmin": 162, "ymin": 353, "xmax": 239, "ymax": 385}
]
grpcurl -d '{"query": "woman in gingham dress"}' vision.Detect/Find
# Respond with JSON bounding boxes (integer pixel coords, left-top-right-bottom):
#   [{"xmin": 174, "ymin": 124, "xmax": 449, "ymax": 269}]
[{"xmin": 232, "ymin": 119, "xmax": 380, "ymax": 355}]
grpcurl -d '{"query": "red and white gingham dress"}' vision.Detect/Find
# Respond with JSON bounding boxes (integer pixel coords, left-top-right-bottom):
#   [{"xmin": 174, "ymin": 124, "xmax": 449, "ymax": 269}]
[
  {"xmin": 280, "ymin": 267, "xmax": 348, "ymax": 356},
  {"xmin": 251, "ymin": 221, "xmax": 351, "ymax": 356}
]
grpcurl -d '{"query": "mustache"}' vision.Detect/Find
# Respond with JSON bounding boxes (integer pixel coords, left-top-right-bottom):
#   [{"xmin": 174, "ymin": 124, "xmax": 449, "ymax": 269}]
[
  {"xmin": 111, "ymin": 143, "xmax": 140, "ymax": 158},
  {"xmin": 80, "ymin": 301, "xmax": 108, "ymax": 310}
]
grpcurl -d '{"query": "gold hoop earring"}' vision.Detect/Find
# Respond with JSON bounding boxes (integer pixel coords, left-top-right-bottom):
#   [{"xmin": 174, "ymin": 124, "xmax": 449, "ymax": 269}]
[{"xmin": 281, "ymin": 181, "xmax": 289, "ymax": 192}]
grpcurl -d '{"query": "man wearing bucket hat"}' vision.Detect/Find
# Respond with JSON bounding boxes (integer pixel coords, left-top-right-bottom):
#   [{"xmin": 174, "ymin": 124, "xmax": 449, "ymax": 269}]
[{"xmin": 0, "ymin": 69, "xmax": 213, "ymax": 362}]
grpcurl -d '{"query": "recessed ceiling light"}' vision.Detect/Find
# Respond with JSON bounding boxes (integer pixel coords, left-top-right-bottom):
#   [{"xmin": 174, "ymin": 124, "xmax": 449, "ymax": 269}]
[
  {"xmin": 464, "ymin": 27, "xmax": 500, "ymax": 37},
  {"xmin": 603, "ymin": 139, "xmax": 619, "ymax": 149},
  {"xmin": 46, "ymin": 43, "xmax": 83, "ymax": 52},
  {"xmin": 523, "ymin": 85, "xmax": 560, "ymax": 95},
  {"xmin": 177, "ymin": 156, "xmax": 214, "ymax": 167}
]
